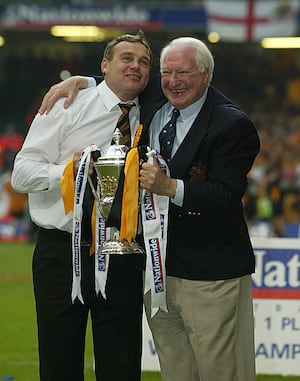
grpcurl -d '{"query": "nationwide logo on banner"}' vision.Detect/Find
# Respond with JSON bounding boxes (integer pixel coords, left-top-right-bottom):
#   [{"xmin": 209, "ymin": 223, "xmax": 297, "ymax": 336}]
[
  {"xmin": 252, "ymin": 238, "xmax": 300, "ymax": 299},
  {"xmin": 205, "ymin": 0, "xmax": 299, "ymax": 42}
]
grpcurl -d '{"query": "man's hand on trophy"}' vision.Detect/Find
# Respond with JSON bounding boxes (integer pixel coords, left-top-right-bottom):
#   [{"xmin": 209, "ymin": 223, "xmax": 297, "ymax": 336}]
[
  {"xmin": 139, "ymin": 158, "xmax": 177, "ymax": 198},
  {"xmin": 39, "ymin": 76, "xmax": 89, "ymax": 115},
  {"xmin": 73, "ymin": 150, "xmax": 95, "ymax": 178}
]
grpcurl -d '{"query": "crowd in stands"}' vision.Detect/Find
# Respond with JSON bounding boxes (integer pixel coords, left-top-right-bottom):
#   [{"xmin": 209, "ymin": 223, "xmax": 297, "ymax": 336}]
[
  {"xmin": 0, "ymin": 123, "xmax": 29, "ymax": 241},
  {"xmin": 244, "ymin": 102, "xmax": 300, "ymax": 238},
  {"xmin": 211, "ymin": 44, "xmax": 300, "ymax": 238}
]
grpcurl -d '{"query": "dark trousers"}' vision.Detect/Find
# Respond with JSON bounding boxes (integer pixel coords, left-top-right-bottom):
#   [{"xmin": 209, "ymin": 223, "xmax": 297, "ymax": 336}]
[{"xmin": 33, "ymin": 228, "xmax": 143, "ymax": 381}]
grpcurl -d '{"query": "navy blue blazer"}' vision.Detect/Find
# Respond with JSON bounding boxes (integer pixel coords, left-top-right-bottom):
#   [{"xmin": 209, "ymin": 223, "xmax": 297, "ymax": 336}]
[{"xmin": 138, "ymin": 73, "xmax": 260, "ymax": 281}]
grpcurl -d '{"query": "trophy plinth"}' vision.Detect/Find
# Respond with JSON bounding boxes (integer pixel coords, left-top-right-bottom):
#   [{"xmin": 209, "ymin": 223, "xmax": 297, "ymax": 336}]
[
  {"xmin": 93, "ymin": 129, "xmax": 144, "ymax": 255},
  {"xmin": 98, "ymin": 235, "xmax": 144, "ymax": 255}
]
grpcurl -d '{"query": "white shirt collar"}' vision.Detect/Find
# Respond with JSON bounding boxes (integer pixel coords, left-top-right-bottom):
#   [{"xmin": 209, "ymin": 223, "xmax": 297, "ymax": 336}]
[
  {"xmin": 164, "ymin": 89, "xmax": 208, "ymax": 123},
  {"xmin": 97, "ymin": 81, "xmax": 139, "ymax": 111}
]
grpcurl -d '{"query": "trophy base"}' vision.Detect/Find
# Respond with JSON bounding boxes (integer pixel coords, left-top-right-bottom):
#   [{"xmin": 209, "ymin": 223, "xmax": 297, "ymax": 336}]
[{"xmin": 97, "ymin": 238, "xmax": 144, "ymax": 255}]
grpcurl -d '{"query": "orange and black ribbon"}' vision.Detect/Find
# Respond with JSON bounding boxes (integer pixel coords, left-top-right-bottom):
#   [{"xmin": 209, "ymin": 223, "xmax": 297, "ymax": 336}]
[{"xmin": 107, "ymin": 145, "xmax": 148, "ymax": 241}]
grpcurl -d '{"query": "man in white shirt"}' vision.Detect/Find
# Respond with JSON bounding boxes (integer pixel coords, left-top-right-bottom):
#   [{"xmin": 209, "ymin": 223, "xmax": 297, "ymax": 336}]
[{"xmin": 11, "ymin": 31, "xmax": 151, "ymax": 381}]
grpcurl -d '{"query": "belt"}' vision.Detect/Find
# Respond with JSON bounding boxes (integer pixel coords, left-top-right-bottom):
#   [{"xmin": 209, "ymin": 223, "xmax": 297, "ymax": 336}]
[{"xmin": 38, "ymin": 227, "xmax": 91, "ymax": 249}]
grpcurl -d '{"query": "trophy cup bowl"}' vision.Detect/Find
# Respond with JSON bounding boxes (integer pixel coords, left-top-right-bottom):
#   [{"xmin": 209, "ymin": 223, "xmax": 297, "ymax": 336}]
[{"xmin": 93, "ymin": 129, "xmax": 144, "ymax": 255}]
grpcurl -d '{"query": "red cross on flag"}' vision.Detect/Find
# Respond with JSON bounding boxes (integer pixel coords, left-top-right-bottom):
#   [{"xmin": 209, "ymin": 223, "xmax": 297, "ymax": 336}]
[{"xmin": 205, "ymin": 0, "xmax": 299, "ymax": 42}]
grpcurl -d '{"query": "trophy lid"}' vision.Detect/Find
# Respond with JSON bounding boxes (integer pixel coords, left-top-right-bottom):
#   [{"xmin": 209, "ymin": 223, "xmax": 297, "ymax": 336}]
[{"xmin": 95, "ymin": 128, "xmax": 128, "ymax": 165}]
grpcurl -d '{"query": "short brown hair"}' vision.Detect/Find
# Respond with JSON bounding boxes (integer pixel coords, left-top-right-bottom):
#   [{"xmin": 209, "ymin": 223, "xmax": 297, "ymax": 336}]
[{"xmin": 103, "ymin": 30, "xmax": 152, "ymax": 63}]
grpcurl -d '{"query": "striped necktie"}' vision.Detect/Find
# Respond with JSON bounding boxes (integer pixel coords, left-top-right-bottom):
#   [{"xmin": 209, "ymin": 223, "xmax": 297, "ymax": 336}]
[
  {"xmin": 159, "ymin": 108, "xmax": 180, "ymax": 163},
  {"xmin": 116, "ymin": 103, "xmax": 134, "ymax": 147}
]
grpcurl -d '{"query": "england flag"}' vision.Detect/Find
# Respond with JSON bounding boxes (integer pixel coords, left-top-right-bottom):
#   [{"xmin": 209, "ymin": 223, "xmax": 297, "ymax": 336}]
[{"xmin": 205, "ymin": 0, "xmax": 299, "ymax": 42}]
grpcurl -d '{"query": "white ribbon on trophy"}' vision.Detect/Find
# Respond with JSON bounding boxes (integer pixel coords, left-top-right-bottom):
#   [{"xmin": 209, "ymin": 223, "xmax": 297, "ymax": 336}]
[
  {"xmin": 94, "ymin": 204, "xmax": 110, "ymax": 300},
  {"xmin": 141, "ymin": 149, "xmax": 169, "ymax": 317},
  {"xmin": 71, "ymin": 145, "xmax": 109, "ymax": 304}
]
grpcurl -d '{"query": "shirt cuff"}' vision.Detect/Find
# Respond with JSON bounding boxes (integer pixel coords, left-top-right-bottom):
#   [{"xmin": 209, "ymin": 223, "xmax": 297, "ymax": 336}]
[
  {"xmin": 87, "ymin": 77, "xmax": 97, "ymax": 88},
  {"xmin": 171, "ymin": 179, "xmax": 183, "ymax": 206},
  {"xmin": 48, "ymin": 164, "xmax": 67, "ymax": 190}
]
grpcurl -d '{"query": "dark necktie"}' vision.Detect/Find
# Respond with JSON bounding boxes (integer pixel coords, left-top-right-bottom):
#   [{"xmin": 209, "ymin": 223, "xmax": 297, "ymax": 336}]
[
  {"xmin": 159, "ymin": 108, "xmax": 180, "ymax": 163},
  {"xmin": 116, "ymin": 103, "xmax": 134, "ymax": 147}
]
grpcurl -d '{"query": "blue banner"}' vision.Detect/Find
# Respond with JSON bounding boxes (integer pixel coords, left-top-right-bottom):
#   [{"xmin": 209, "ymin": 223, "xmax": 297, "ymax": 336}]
[{"xmin": 0, "ymin": 4, "xmax": 206, "ymax": 30}]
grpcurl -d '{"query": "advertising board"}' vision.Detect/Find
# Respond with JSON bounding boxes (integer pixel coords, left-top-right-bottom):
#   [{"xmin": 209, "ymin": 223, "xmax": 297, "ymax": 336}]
[{"xmin": 142, "ymin": 237, "xmax": 300, "ymax": 375}]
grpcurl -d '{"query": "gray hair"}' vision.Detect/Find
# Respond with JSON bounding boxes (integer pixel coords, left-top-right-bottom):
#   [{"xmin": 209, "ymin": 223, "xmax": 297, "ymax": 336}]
[{"xmin": 160, "ymin": 37, "xmax": 214, "ymax": 84}]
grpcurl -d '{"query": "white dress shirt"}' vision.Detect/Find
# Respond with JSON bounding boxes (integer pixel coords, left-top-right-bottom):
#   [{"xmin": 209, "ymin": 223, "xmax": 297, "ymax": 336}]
[{"xmin": 11, "ymin": 81, "xmax": 140, "ymax": 232}]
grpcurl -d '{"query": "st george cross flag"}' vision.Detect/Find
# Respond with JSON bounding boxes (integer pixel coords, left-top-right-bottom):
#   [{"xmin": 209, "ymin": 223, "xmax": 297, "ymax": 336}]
[{"xmin": 205, "ymin": 0, "xmax": 299, "ymax": 42}]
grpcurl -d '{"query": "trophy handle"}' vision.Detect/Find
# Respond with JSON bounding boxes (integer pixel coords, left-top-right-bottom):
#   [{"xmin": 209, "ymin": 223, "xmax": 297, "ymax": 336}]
[
  {"xmin": 87, "ymin": 175, "xmax": 101, "ymax": 204},
  {"xmin": 87, "ymin": 149, "xmax": 102, "ymax": 203}
]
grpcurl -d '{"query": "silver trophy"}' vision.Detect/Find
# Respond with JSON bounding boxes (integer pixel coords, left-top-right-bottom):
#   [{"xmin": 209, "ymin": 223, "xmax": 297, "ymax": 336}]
[{"xmin": 89, "ymin": 129, "xmax": 144, "ymax": 255}]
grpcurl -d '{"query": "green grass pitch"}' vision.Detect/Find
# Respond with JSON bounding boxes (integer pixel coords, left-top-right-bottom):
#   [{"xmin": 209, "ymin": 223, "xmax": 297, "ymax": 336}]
[{"xmin": 0, "ymin": 241, "xmax": 299, "ymax": 381}]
